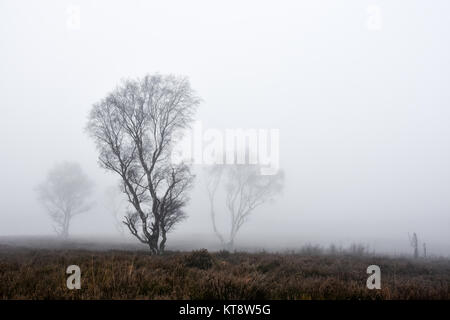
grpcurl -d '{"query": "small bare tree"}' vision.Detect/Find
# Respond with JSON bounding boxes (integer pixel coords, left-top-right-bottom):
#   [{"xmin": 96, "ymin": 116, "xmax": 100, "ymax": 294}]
[
  {"xmin": 86, "ymin": 74, "xmax": 199, "ymax": 254},
  {"xmin": 206, "ymin": 164, "xmax": 284, "ymax": 249},
  {"xmin": 36, "ymin": 162, "xmax": 94, "ymax": 239},
  {"xmin": 409, "ymin": 232, "xmax": 419, "ymax": 259},
  {"xmin": 104, "ymin": 185, "xmax": 128, "ymax": 236}
]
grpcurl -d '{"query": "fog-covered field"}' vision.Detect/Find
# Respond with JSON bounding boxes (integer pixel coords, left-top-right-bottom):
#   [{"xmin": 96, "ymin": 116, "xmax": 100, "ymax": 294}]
[
  {"xmin": 1, "ymin": 1, "xmax": 450, "ymax": 302},
  {"xmin": 1, "ymin": 245, "xmax": 449, "ymax": 300}
]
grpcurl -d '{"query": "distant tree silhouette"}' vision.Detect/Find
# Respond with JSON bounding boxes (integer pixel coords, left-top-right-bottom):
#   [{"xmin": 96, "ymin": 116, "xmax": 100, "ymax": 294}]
[
  {"xmin": 205, "ymin": 164, "xmax": 283, "ymax": 250},
  {"xmin": 104, "ymin": 185, "xmax": 128, "ymax": 236},
  {"xmin": 36, "ymin": 162, "xmax": 93, "ymax": 238},
  {"xmin": 409, "ymin": 232, "xmax": 419, "ymax": 259}
]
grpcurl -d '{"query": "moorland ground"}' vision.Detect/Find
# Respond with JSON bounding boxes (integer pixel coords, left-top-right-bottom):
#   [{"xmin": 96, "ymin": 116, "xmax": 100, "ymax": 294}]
[{"xmin": 0, "ymin": 244, "xmax": 449, "ymax": 299}]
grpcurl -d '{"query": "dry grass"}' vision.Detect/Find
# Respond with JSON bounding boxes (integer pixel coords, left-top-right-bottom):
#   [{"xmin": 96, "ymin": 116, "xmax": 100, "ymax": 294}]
[{"xmin": 0, "ymin": 246, "xmax": 448, "ymax": 300}]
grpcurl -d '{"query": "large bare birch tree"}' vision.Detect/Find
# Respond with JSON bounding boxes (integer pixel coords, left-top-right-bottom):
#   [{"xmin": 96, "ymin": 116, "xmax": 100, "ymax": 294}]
[{"xmin": 87, "ymin": 74, "xmax": 199, "ymax": 254}]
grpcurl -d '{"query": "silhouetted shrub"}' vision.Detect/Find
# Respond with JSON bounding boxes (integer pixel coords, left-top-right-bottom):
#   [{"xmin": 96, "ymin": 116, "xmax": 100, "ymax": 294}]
[
  {"xmin": 216, "ymin": 250, "xmax": 231, "ymax": 259},
  {"xmin": 257, "ymin": 260, "xmax": 281, "ymax": 273},
  {"xmin": 184, "ymin": 249, "xmax": 213, "ymax": 270},
  {"xmin": 347, "ymin": 243, "xmax": 367, "ymax": 256},
  {"xmin": 299, "ymin": 244, "xmax": 323, "ymax": 255}
]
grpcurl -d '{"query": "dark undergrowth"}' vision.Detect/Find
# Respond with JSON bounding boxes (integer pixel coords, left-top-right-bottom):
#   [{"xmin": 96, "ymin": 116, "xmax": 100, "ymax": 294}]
[{"xmin": 0, "ymin": 246, "xmax": 448, "ymax": 299}]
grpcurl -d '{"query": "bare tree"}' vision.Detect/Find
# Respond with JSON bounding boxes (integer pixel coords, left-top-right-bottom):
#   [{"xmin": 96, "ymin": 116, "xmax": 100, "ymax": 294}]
[
  {"xmin": 206, "ymin": 164, "xmax": 284, "ymax": 249},
  {"xmin": 86, "ymin": 74, "xmax": 199, "ymax": 254},
  {"xmin": 36, "ymin": 162, "xmax": 94, "ymax": 239},
  {"xmin": 104, "ymin": 185, "xmax": 128, "ymax": 236},
  {"xmin": 409, "ymin": 232, "xmax": 419, "ymax": 259}
]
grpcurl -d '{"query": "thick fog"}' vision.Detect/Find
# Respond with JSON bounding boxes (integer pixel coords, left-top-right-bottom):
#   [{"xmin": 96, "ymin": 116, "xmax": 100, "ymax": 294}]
[{"xmin": 1, "ymin": 0, "xmax": 449, "ymax": 255}]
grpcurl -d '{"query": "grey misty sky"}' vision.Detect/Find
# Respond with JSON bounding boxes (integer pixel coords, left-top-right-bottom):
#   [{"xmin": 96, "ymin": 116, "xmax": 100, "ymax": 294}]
[{"xmin": 0, "ymin": 0, "xmax": 449, "ymax": 253}]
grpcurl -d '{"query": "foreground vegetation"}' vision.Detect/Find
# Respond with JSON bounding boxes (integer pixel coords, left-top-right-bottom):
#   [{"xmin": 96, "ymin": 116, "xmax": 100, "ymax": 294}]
[{"xmin": 0, "ymin": 246, "xmax": 448, "ymax": 299}]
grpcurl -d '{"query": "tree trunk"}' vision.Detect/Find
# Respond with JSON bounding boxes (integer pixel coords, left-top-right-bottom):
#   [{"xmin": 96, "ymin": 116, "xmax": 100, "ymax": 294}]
[
  {"xmin": 159, "ymin": 230, "xmax": 167, "ymax": 253},
  {"xmin": 61, "ymin": 212, "xmax": 70, "ymax": 239},
  {"xmin": 226, "ymin": 239, "xmax": 234, "ymax": 251}
]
